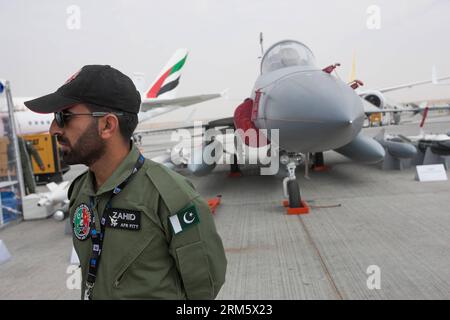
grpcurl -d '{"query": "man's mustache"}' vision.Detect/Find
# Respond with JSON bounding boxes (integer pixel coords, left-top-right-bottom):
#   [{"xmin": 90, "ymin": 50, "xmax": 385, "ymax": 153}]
[{"xmin": 57, "ymin": 136, "xmax": 70, "ymax": 145}]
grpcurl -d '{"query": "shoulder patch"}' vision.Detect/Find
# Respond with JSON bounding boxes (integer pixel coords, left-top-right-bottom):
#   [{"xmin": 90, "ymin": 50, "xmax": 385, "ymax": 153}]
[
  {"xmin": 169, "ymin": 203, "xmax": 200, "ymax": 235},
  {"xmin": 68, "ymin": 170, "xmax": 88, "ymax": 200},
  {"xmin": 73, "ymin": 203, "xmax": 92, "ymax": 240}
]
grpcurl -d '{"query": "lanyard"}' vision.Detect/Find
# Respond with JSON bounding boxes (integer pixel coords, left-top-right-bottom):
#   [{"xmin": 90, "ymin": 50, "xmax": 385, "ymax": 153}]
[{"xmin": 84, "ymin": 154, "xmax": 145, "ymax": 300}]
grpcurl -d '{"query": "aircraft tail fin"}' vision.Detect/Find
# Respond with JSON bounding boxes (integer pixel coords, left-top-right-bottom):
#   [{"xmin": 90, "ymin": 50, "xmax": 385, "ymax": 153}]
[
  {"xmin": 144, "ymin": 48, "xmax": 189, "ymax": 100},
  {"xmin": 349, "ymin": 50, "xmax": 357, "ymax": 83},
  {"xmin": 432, "ymin": 65, "xmax": 438, "ymax": 85}
]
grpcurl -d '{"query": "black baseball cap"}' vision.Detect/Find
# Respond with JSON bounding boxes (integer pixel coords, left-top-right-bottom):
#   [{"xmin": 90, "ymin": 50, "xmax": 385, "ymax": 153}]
[{"xmin": 24, "ymin": 65, "xmax": 141, "ymax": 114}]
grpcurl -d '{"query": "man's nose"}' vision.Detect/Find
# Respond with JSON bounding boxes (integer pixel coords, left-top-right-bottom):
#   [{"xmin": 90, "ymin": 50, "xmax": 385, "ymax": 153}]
[{"xmin": 49, "ymin": 119, "xmax": 62, "ymax": 137}]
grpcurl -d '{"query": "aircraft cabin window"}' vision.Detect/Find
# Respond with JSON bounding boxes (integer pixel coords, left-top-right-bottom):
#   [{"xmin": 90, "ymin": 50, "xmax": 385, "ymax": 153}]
[{"xmin": 261, "ymin": 40, "xmax": 316, "ymax": 74}]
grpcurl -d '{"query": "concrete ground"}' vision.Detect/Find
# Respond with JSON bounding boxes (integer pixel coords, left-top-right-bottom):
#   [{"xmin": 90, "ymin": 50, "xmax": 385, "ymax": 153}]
[{"xmin": 1, "ymin": 114, "xmax": 449, "ymax": 299}]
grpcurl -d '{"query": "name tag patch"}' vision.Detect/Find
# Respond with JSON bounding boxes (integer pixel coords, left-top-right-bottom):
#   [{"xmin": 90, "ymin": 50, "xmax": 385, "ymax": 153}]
[
  {"xmin": 169, "ymin": 204, "xmax": 200, "ymax": 235},
  {"xmin": 105, "ymin": 208, "xmax": 141, "ymax": 231}
]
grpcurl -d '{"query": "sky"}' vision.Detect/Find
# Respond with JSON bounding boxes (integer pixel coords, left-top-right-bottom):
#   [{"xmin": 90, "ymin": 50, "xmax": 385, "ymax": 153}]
[{"xmin": 1, "ymin": 0, "xmax": 450, "ymax": 123}]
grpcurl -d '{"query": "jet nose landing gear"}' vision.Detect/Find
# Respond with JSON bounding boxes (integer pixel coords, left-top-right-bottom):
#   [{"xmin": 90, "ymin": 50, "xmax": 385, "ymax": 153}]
[{"xmin": 281, "ymin": 156, "xmax": 310, "ymax": 214}]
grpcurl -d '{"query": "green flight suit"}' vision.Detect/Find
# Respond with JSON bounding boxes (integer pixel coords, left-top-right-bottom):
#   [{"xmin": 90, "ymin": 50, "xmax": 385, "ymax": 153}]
[{"xmin": 68, "ymin": 144, "xmax": 227, "ymax": 300}]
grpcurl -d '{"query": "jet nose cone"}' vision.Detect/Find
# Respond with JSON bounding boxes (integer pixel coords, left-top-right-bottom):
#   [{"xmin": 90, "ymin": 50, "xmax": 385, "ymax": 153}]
[{"xmin": 261, "ymin": 70, "xmax": 364, "ymax": 152}]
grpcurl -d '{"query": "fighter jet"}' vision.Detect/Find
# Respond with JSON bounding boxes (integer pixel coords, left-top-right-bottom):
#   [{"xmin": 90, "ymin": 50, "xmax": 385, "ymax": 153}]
[
  {"xmin": 152, "ymin": 40, "xmax": 450, "ymax": 213},
  {"xmin": 157, "ymin": 40, "xmax": 389, "ymax": 212}
]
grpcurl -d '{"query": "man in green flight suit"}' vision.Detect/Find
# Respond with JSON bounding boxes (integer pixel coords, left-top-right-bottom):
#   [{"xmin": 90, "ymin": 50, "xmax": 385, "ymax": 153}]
[{"xmin": 24, "ymin": 65, "xmax": 227, "ymax": 300}]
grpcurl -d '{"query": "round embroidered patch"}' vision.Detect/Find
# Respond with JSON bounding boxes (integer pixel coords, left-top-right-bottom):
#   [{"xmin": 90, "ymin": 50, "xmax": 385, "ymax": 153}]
[{"xmin": 73, "ymin": 203, "xmax": 92, "ymax": 241}]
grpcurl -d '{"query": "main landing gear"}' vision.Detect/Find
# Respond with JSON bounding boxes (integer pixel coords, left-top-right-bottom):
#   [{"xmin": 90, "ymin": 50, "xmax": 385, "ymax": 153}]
[
  {"xmin": 228, "ymin": 151, "xmax": 243, "ymax": 177},
  {"xmin": 311, "ymin": 152, "xmax": 329, "ymax": 172}
]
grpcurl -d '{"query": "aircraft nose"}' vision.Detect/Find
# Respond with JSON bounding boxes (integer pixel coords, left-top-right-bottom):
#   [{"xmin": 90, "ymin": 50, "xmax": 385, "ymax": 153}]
[{"xmin": 261, "ymin": 71, "xmax": 364, "ymax": 152}]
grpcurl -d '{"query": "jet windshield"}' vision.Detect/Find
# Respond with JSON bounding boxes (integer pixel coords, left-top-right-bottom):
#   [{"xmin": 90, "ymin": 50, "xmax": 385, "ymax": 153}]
[{"xmin": 261, "ymin": 40, "xmax": 316, "ymax": 74}]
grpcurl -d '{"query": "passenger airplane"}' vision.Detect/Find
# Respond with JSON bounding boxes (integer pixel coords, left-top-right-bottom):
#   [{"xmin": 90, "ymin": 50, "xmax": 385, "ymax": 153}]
[
  {"xmin": 5, "ymin": 49, "xmax": 223, "ymax": 135},
  {"xmin": 349, "ymin": 55, "xmax": 450, "ymax": 124}
]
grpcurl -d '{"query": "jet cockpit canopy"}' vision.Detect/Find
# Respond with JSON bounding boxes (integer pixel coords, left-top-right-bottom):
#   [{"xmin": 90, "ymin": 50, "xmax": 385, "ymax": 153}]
[{"xmin": 261, "ymin": 40, "xmax": 316, "ymax": 74}]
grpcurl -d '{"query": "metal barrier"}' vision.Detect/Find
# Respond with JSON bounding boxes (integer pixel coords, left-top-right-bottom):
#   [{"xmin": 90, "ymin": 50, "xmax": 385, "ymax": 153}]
[{"xmin": 0, "ymin": 80, "xmax": 24, "ymax": 228}]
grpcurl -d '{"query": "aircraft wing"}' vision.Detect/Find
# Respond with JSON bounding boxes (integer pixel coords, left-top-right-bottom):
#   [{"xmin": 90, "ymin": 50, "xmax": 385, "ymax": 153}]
[
  {"xmin": 363, "ymin": 100, "xmax": 450, "ymax": 115},
  {"xmin": 207, "ymin": 117, "xmax": 234, "ymax": 128},
  {"xmin": 364, "ymin": 108, "xmax": 404, "ymax": 115},
  {"xmin": 361, "ymin": 99, "xmax": 405, "ymax": 115},
  {"xmin": 134, "ymin": 117, "xmax": 235, "ymax": 136},
  {"xmin": 377, "ymin": 75, "xmax": 450, "ymax": 94},
  {"xmin": 140, "ymin": 93, "xmax": 222, "ymax": 111},
  {"xmin": 135, "ymin": 123, "xmax": 201, "ymax": 135}
]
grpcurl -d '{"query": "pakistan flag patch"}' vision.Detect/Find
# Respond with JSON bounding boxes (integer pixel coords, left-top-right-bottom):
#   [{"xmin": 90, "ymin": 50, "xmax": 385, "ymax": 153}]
[{"xmin": 169, "ymin": 204, "xmax": 200, "ymax": 235}]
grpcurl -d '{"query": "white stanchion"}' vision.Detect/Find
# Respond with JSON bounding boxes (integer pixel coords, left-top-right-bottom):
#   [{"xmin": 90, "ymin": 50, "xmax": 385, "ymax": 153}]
[{"xmin": 0, "ymin": 240, "xmax": 11, "ymax": 265}]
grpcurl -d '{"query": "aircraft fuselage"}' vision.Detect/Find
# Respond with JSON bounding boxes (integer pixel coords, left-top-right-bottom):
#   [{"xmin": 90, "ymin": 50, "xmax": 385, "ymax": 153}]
[{"xmin": 252, "ymin": 65, "xmax": 365, "ymax": 153}]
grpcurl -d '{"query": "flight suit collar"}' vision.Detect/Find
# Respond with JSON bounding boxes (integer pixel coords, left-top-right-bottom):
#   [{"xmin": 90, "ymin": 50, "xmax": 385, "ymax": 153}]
[{"xmin": 83, "ymin": 143, "xmax": 141, "ymax": 197}]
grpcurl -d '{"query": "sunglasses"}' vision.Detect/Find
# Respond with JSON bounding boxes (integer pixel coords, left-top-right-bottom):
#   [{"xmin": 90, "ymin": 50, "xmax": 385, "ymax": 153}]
[{"xmin": 54, "ymin": 111, "xmax": 124, "ymax": 128}]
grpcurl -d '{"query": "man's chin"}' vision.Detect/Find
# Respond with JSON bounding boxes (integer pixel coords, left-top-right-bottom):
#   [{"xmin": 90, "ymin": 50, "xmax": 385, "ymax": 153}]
[{"xmin": 62, "ymin": 152, "xmax": 78, "ymax": 165}]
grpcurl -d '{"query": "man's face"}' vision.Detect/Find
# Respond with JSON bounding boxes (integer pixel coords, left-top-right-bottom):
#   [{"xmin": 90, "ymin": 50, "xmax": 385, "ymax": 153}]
[{"xmin": 49, "ymin": 104, "xmax": 107, "ymax": 166}]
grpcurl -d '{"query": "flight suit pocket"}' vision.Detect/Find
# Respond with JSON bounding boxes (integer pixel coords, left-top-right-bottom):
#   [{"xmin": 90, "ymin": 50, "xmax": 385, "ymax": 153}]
[
  {"xmin": 176, "ymin": 241, "xmax": 213, "ymax": 300},
  {"xmin": 113, "ymin": 230, "xmax": 155, "ymax": 288}
]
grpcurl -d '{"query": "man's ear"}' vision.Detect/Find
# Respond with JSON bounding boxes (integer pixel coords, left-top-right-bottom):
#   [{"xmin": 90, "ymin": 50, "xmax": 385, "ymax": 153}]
[{"xmin": 99, "ymin": 114, "xmax": 119, "ymax": 139}]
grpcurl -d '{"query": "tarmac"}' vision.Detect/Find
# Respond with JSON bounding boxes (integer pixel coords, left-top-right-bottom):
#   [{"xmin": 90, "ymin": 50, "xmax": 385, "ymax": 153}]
[{"xmin": 1, "ymin": 114, "xmax": 450, "ymax": 300}]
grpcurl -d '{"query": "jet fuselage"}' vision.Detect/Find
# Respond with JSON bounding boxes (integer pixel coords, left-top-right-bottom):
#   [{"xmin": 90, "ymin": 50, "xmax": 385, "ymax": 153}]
[{"xmin": 252, "ymin": 65, "xmax": 365, "ymax": 153}]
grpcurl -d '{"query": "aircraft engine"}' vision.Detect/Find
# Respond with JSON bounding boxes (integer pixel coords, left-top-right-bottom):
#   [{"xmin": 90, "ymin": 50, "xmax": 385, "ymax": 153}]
[{"xmin": 359, "ymin": 90, "xmax": 386, "ymax": 109}]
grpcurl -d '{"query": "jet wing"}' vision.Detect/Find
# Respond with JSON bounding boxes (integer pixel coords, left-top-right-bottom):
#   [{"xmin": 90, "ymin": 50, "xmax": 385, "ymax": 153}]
[
  {"xmin": 135, "ymin": 123, "xmax": 202, "ymax": 135},
  {"xmin": 207, "ymin": 117, "xmax": 234, "ymax": 128},
  {"xmin": 361, "ymin": 99, "xmax": 405, "ymax": 115},
  {"xmin": 134, "ymin": 117, "xmax": 235, "ymax": 136},
  {"xmin": 363, "ymin": 99, "xmax": 450, "ymax": 115},
  {"xmin": 377, "ymin": 75, "xmax": 450, "ymax": 94},
  {"xmin": 140, "ymin": 93, "xmax": 222, "ymax": 111}
]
